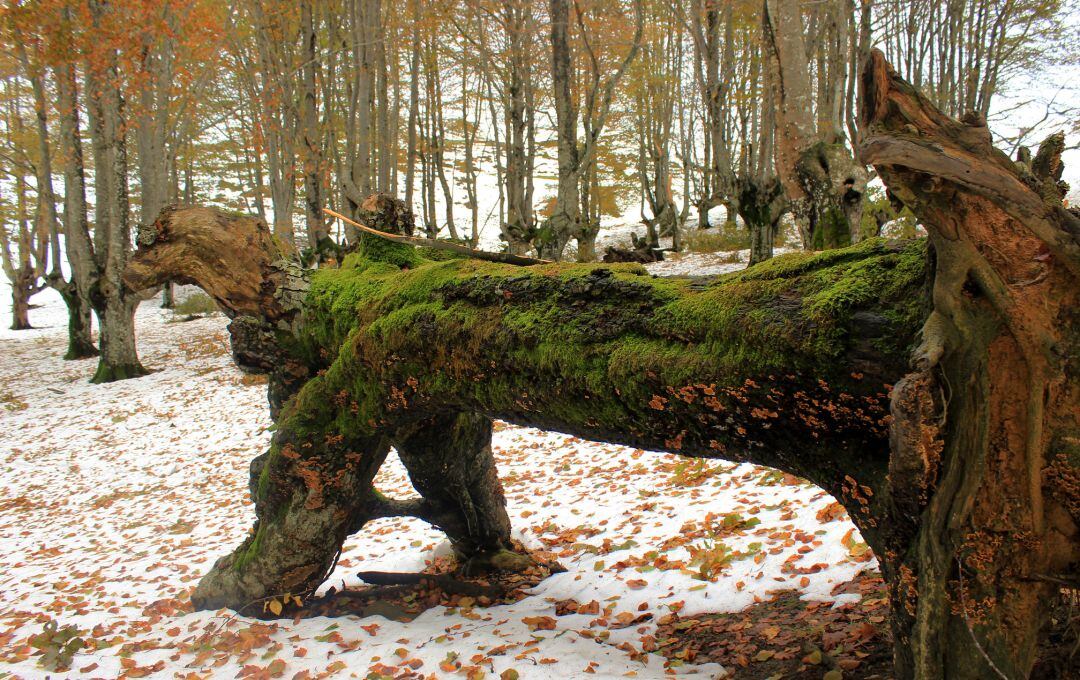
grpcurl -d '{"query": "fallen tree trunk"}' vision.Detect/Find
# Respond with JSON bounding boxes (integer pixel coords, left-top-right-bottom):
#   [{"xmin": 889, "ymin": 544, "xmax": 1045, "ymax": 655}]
[
  {"xmin": 121, "ymin": 54, "xmax": 1078, "ymax": 679},
  {"xmin": 127, "ymin": 203, "xmax": 927, "ymax": 611}
]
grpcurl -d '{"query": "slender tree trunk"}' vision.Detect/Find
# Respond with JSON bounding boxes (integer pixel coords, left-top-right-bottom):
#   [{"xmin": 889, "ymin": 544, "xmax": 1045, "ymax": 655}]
[
  {"xmin": 52, "ymin": 7, "xmax": 99, "ymax": 360},
  {"xmin": 299, "ymin": 0, "xmax": 326, "ymax": 250},
  {"xmin": 3, "ymin": 108, "xmax": 38, "ymax": 332},
  {"xmin": 87, "ymin": 0, "xmax": 147, "ymax": 383},
  {"xmin": 541, "ymin": 0, "xmax": 580, "ymax": 261},
  {"xmin": 502, "ymin": 2, "xmax": 534, "ymax": 255},
  {"xmin": 373, "ymin": 0, "xmax": 391, "ymax": 192},
  {"xmin": 429, "ymin": 42, "xmax": 457, "ymax": 240},
  {"xmin": 404, "ymin": 0, "xmax": 420, "ymax": 211},
  {"xmin": 13, "ymin": 31, "xmax": 94, "ymax": 354}
]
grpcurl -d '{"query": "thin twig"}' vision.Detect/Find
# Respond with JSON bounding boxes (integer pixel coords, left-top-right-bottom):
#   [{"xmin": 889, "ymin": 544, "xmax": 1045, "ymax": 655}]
[{"xmin": 323, "ymin": 208, "xmax": 550, "ymax": 266}]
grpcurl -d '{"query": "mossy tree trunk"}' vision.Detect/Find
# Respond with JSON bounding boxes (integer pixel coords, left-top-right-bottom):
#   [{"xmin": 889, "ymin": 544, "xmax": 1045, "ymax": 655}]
[
  {"xmin": 391, "ymin": 412, "xmax": 525, "ymax": 569},
  {"xmin": 127, "ymin": 203, "xmax": 929, "ymax": 611},
  {"xmin": 57, "ymin": 284, "xmax": 98, "ymax": 360},
  {"xmin": 861, "ymin": 50, "xmax": 1079, "ymax": 679},
  {"xmin": 736, "ymin": 175, "xmax": 788, "ymax": 266}
]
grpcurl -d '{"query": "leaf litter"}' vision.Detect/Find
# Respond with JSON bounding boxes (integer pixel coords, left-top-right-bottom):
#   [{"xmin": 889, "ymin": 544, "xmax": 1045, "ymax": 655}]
[{"xmin": 0, "ymin": 285, "xmax": 885, "ymax": 679}]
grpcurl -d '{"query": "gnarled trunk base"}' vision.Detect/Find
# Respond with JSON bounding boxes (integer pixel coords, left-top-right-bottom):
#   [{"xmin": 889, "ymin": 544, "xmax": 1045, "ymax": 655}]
[
  {"xmin": 90, "ymin": 297, "xmax": 148, "ymax": 384},
  {"xmin": 10, "ymin": 285, "xmax": 32, "ymax": 331}
]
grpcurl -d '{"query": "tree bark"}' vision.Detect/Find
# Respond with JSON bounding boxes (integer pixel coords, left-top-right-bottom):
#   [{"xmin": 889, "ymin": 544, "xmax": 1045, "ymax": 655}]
[
  {"xmin": 91, "ymin": 296, "xmax": 145, "ymax": 383},
  {"xmin": 52, "ymin": 5, "xmax": 99, "ymax": 360},
  {"xmin": 403, "ymin": 0, "xmax": 420, "ymax": 212},
  {"xmin": 299, "ymin": 0, "xmax": 326, "ymax": 250},
  {"xmin": 501, "ymin": 1, "xmax": 537, "ymax": 256},
  {"xmin": 737, "ymin": 176, "xmax": 788, "ymax": 266},
  {"xmin": 542, "ymin": 0, "xmax": 642, "ymax": 261},
  {"xmin": 85, "ymin": 0, "xmax": 148, "ymax": 383},
  {"xmin": 763, "ymin": 0, "xmax": 867, "ymax": 251},
  {"xmin": 0, "ymin": 135, "xmax": 42, "ymax": 332},
  {"xmin": 9, "ymin": 280, "xmax": 32, "ymax": 331},
  {"xmin": 57, "ymin": 285, "xmax": 97, "ymax": 361},
  {"xmin": 541, "ymin": 0, "xmax": 580, "ymax": 262},
  {"xmin": 10, "ymin": 35, "xmax": 87, "ymax": 346}
]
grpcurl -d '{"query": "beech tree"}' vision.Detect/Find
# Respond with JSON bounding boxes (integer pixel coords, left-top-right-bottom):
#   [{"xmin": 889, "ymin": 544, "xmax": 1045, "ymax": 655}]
[
  {"xmin": 121, "ymin": 54, "xmax": 1078, "ymax": 678},
  {"xmin": 3, "ymin": 3, "xmax": 97, "ymax": 356},
  {"xmin": 762, "ymin": 0, "xmax": 867, "ymax": 250},
  {"xmin": 542, "ymin": 0, "xmax": 643, "ymax": 261},
  {"xmin": 0, "ymin": 78, "xmax": 48, "ymax": 331}
]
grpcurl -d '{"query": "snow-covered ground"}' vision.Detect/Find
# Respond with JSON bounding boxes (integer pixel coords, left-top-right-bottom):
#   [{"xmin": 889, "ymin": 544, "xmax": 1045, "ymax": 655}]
[{"xmin": 0, "ymin": 279, "xmax": 875, "ymax": 679}]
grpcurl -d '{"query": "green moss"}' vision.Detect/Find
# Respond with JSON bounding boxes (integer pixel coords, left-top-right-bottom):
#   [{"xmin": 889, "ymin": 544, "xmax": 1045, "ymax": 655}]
[
  {"xmin": 256, "ymin": 452, "xmax": 273, "ymax": 501},
  {"xmin": 273, "ymin": 237, "xmax": 928, "ymax": 456},
  {"xmin": 355, "ymin": 233, "xmax": 425, "ymax": 269},
  {"xmin": 90, "ymin": 362, "xmax": 151, "ymax": 384},
  {"xmin": 811, "ymin": 204, "xmax": 851, "ymax": 250},
  {"xmin": 232, "ymin": 519, "xmax": 269, "ymax": 571}
]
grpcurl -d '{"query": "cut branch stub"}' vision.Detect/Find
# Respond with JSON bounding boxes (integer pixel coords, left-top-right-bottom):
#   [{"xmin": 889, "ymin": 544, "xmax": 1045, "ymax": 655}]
[{"xmin": 124, "ymin": 205, "xmax": 299, "ymax": 322}]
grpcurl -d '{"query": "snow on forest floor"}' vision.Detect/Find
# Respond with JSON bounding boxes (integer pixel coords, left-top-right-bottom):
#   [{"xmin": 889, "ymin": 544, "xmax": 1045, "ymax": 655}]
[{"xmin": 0, "ymin": 279, "xmax": 877, "ymax": 680}]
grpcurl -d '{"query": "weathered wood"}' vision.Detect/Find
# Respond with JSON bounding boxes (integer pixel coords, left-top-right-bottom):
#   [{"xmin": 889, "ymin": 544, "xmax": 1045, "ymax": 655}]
[
  {"xmin": 124, "ymin": 205, "xmax": 298, "ymax": 322},
  {"xmin": 861, "ymin": 49, "xmax": 1079, "ymax": 679}
]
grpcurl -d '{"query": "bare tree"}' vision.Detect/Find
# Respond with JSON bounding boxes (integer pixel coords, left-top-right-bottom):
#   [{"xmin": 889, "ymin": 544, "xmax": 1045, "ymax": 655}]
[
  {"xmin": 542, "ymin": 0, "xmax": 644, "ymax": 261},
  {"xmin": 763, "ymin": 0, "xmax": 867, "ymax": 250}
]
